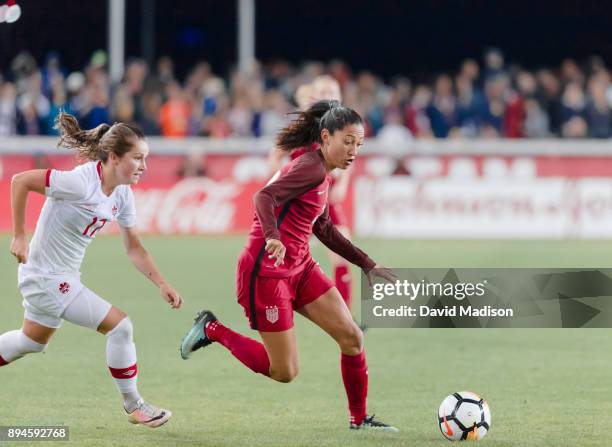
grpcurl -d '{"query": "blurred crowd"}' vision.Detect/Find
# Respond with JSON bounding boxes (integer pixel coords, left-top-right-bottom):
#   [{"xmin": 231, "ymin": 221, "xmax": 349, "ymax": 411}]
[{"xmin": 2, "ymin": 48, "xmax": 612, "ymax": 140}]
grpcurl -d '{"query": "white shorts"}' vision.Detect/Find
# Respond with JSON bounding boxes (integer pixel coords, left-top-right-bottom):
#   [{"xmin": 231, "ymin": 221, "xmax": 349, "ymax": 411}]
[{"xmin": 18, "ymin": 273, "xmax": 111, "ymax": 330}]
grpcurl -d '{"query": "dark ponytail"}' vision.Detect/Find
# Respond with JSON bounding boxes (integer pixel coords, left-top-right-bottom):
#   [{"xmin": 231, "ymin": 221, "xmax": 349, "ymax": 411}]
[
  {"xmin": 276, "ymin": 99, "xmax": 363, "ymax": 151},
  {"xmin": 54, "ymin": 112, "xmax": 144, "ymax": 162}
]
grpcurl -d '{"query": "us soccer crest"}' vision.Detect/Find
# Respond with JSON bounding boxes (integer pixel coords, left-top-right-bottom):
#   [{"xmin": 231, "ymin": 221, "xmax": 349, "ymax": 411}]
[{"xmin": 265, "ymin": 305, "xmax": 279, "ymax": 323}]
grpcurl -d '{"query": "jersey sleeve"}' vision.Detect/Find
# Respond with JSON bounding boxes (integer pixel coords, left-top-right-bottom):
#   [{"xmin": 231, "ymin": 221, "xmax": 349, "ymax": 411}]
[
  {"xmin": 116, "ymin": 187, "xmax": 137, "ymax": 228},
  {"xmin": 313, "ymin": 205, "xmax": 376, "ymax": 272},
  {"xmin": 45, "ymin": 168, "xmax": 89, "ymax": 201},
  {"xmin": 254, "ymin": 153, "xmax": 326, "ymax": 240}
]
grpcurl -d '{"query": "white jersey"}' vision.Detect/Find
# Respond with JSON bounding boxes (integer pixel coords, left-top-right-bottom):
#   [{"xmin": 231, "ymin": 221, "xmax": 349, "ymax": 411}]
[{"xmin": 19, "ymin": 161, "xmax": 136, "ymax": 276}]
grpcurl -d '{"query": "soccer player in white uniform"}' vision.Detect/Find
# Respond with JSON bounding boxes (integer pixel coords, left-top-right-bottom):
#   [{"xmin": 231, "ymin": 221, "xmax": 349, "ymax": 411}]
[{"xmin": 1, "ymin": 112, "xmax": 182, "ymax": 428}]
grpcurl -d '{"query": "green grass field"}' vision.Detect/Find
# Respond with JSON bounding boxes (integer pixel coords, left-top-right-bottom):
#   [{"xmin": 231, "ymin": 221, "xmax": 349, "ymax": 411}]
[{"xmin": 1, "ymin": 235, "xmax": 611, "ymax": 446}]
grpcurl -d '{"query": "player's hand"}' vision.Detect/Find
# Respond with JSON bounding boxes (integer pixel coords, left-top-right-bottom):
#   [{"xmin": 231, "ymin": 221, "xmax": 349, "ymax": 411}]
[
  {"xmin": 10, "ymin": 235, "xmax": 29, "ymax": 264},
  {"xmin": 160, "ymin": 283, "xmax": 183, "ymax": 309},
  {"xmin": 265, "ymin": 238, "xmax": 286, "ymax": 267},
  {"xmin": 366, "ymin": 265, "xmax": 398, "ymax": 287}
]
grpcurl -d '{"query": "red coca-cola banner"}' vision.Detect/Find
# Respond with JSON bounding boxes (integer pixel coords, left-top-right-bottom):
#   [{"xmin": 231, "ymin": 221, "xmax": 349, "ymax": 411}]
[
  {"xmin": 0, "ymin": 177, "xmax": 265, "ymax": 234},
  {"xmin": 133, "ymin": 178, "xmax": 262, "ymax": 234},
  {"xmin": 2, "ymin": 153, "xmax": 612, "ymax": 235}
]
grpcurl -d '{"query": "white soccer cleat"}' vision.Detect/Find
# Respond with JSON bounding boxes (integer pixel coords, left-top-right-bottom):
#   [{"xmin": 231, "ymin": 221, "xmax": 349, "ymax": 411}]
[{"xmin": 127, "ymin": 400, "xmax": 172, "ymax": 428}]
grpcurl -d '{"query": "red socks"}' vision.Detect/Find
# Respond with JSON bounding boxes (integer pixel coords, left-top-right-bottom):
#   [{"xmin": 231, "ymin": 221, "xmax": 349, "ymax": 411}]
[
  {"xmin": 0, "ymin": 355, "xmax": 8, "ymax": 367},
  {"xmin": 334, "ymin": 265, "xmax": 352, "ymax": 309},
  {"xmin": 341, "ymin": 351, "xmax": 368, "ymax": 425},
  {"xmin": 203, "ymin": 320, "xmax": 367, "ymax": 425},
  {"xmin": 206, "ymin": 321, "xmax": 270, "ymax": 377}
]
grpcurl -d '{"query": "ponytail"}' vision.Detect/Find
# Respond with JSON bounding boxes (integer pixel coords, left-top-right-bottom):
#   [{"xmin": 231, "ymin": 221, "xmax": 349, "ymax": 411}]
[
  {"xmin": 54, "ymin": 112, "xmax": 144, "ymax": 162},
  {"xmin": 276, "ymin": 99, "xmax": 362, "ymax": 151},
  {"xmin": 55, "ymin": 112, "xmax": 111, "ymax": 161}
]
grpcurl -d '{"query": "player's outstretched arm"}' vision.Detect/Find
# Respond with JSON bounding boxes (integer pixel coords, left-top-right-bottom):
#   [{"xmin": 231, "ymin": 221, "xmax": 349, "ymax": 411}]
[
  {"xmin": 313, "ymin": 205, "xmax": 395, "ymax": 283},
  {"xmin": 314, "ymin": 212, "xmax": 398, "ymax": 286},
  {"xmin": 10, "ymin": 169, "xmax": 47, "ymax": 263},
  {"xmin": 120, "ymin": 225, "xmax": 183, "ymax": 309}
]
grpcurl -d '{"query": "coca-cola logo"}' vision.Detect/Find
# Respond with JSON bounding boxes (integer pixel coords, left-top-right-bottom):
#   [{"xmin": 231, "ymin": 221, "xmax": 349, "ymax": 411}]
[{"xmin": 136, "ymin": 178, "xmax": 243, "ymax": 234}]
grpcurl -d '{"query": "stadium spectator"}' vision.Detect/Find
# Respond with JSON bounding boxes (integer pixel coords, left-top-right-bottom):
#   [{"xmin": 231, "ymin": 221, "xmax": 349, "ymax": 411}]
[
  {"xmin": 112, "ymin": 85, "xmax": 136, "ymax": 126},
  {"xmin": 455, "ymin": 73, "xmax": 488, "ymax": 137},
  {"xmin": 45, "ymin": 79, "xmax": 73, "ymax": 135},
  {"xmin": 377, "ymin": 111, "xmax": 413, "ymax": 147},
  {"xmin": 138, "ymin": 92, "xmax": 162, "ymax": 135},
  {"xmin": 122, "ymin": 59, "xmax": 148, "ymax": 123},
  {"xmin": 259, "ymin": 89, "xmax": 290, "ymax": 137},
  {"xmin": 404, "ymin": 85, "xmax": 433, "ymax": 138},
  {"xmin": 483, "ymin": 47, "xmax": 506, "ymax": 81},
  {"xmin": 536, "ymin": 69, "xmax": 563, "ymax": 135},
  {"xmin": 0, "ymin": 82, "xmax": 18, "ymax": 137},
  {"xmin": 17, "ymin": 72, "xmax": 50, "ymax": 122},
  {"xmin": 40, "ymin": 52, "xmax": 68, "ymax": 98},
  {"xmin": 426, "ymin": 74, "xmax": 456, "ymax": 138},
  {"xmin": 3, "ymin": 48, "xmax": 612, "ymax": 140},
  {"xmin": 585, "ymin": 76, "xmax": 611, "ymax": 138},
  {"xmin": 560, "ymin": 82, "xmax": 587, "ymax": 137},
  {"xmin": 81, "ymin": 85, "xmax": 110, "ymax": 130},
  {"xmin": 16, "ymin": 99, "xmax": 44, "ymax": 135},
  {"xmin": 159, "ymin": 81, "xmax": 190, "ymax": 137}
]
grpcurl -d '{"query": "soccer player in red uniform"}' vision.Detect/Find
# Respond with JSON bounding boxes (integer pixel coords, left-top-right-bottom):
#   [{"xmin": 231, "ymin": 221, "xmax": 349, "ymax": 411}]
[
  {"xmin": 268, "ymin": 76, "xmax": 356, "ymax": 314},
  {"xmin": 180, "ymin": 100, "xmax": 399, "ymax": 432}
]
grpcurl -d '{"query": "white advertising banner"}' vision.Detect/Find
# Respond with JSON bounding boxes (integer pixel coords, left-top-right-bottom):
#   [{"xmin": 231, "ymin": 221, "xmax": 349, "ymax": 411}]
[{"xmin": 355, "ymin": 178, "xmax": 612, "ymax": 239}]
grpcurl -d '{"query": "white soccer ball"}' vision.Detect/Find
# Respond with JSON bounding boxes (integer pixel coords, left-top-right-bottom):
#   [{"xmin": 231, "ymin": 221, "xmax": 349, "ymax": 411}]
[{"xmin": 438, "ymin": 391, "xmax": 491, "ymax": 441}]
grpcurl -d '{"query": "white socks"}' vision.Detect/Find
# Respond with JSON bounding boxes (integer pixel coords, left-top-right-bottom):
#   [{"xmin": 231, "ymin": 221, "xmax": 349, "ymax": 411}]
[
  {"xmin": 0, "ymin": 318, "xmax": 143, "ymax": 412},
  {"xmin": 0, "ymin": 329, "xmax": 46, "ymax": 363},
  {"xmin": 105, "ymin": 318, "xmax": 141, "ymax": 410}
]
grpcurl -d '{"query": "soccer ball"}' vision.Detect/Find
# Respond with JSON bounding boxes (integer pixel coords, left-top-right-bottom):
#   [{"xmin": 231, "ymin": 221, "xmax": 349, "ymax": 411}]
[{"xmin": 438, "ymin": 391, "xmax": 491, "ymax": 441}]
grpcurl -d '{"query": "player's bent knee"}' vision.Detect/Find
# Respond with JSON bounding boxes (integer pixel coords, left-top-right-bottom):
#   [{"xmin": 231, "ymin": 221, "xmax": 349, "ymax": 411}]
[
  {"xmin": 20, "ymin": 331, "xmax": 47, "ymax": 354},
  {"xmin": 272, "ymin": 371, "xmax": 298, "ymax": 383},
  {"xmin": 269, "ymin": 365, "xmax": 299, "ymax": 383},
  {"xmin": 106, "ymin": 317, "xmax": 134, "ymax": 344},
  {"xmin": 338, "ymin": 324, "xmax": 363, "ymax": 355}
]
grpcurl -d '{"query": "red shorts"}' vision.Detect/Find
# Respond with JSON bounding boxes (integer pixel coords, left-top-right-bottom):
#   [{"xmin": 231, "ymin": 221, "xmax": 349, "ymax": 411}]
[
  {"xmin": 328, "ymin": 202, "xmax": 348, "ymax": 227},
  {"xmin": 236, "ymin": 251, "xmax": 334, "ymax": 332}
]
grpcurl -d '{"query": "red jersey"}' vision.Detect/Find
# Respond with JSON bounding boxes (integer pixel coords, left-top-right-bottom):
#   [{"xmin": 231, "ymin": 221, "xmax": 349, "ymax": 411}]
[
  {"xmin": 289, "ymin": 142, "xmax": 341, "ymax": 189},
  {"xmin": 245, "ymin": 150, "xmax": 374, "ymax": 278}
]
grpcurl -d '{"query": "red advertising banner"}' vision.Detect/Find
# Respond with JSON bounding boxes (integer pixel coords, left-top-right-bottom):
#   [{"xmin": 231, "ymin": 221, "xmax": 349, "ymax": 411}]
[
  {"xmin": 2, "ymin": 153, "xmax": 612, "ymax": 236},
  {"xmin": 0, "ymin": 177, "xmax": 264, "ymax": 234}
]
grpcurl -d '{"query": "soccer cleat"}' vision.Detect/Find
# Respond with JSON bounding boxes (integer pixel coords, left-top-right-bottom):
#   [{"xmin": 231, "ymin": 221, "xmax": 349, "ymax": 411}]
[
  {"xmin": 350, "ymin": 414, "xmax": 399, "ymax": 433},
  {"xmin": 127, "ymin": 400, "xmax": 172, "ymax": 428},
  {"xmin": 180, "ymin": 309, "xmax": 217, "ymax": 360}
]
